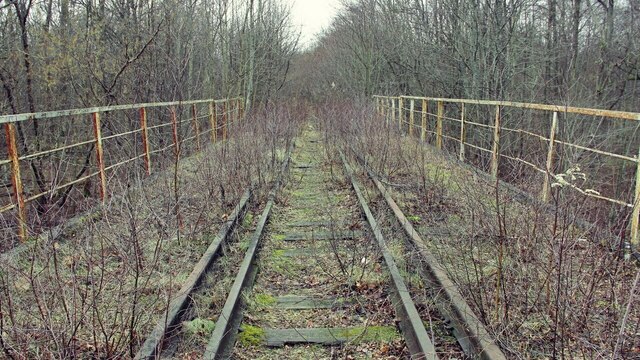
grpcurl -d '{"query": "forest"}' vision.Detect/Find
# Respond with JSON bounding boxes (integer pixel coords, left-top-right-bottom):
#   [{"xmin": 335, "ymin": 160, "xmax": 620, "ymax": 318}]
[{"xmin": 1, "ymin": 0, "xmax": 640, "ymax": 359}]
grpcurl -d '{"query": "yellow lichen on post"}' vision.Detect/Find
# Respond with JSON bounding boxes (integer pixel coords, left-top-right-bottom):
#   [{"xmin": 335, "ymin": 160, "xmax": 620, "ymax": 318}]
[
  {"xmin": 222, "ymin": 101, "xmax": 228, "ymax": 141},
  {"xmin": 5, "ymin": 122, "xmax": 27, "ymax": 242},
  {"xmin": 92, "ymin": 113, "xmax": 107, "ymax": 202},
  {"xmin": 541, "ymin": 111, "xmax": 558, "ymax": 202},
  {"xmin": 139, "ymin": 107, "xmax": 151, "ymax": 175},
  {"xmin": 192, "ymin": 104, "xmax": 201, "ymax": 151},
  {"xmin": 436, "ymin": 101, "xmax": 444, "ymax": 150},
  {"xmin": 631, "ymin": 149, "xmax": 640, "ymax": 252},
  {"xmin": 385, "ymin": 98, "xmax": 390, "ymax": 125},
  {"xmin": 171, "ymin": 107, "xmax": 179, "ymax": 158},
  {"xmin": 491, "ymin": 105, "xmax": 501, "ymax": 179},
  {"xmin": 459, "ymin": 103, "xmax": 466, "ymax": 161},
  {"xmin": 391, "ymin": 98, "xmax": 396, "ymax": 126},
  {"xmin": 409, "ymin": 99, "xmax": 415, "ymax": 137},
  {"xmin": 398, "ymin": 97, "xmax": 404, "ymax": 131},
  {"xmin": 209, "ymin": 102, "xmax": 217, "ymax": 143},
  {"xmin": 421, "ymin": 99, "xmax": 427, "ymax": 142}
]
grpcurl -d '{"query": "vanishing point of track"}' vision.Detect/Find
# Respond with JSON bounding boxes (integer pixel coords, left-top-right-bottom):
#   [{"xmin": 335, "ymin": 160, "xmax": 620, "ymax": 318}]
[{"xmin": 134, "ymin": 123, "xmax": 506, "ymax": 359}]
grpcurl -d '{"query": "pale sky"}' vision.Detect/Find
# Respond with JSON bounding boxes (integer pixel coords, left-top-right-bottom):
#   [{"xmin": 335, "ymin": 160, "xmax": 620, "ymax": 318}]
[{"xmin": 288, "ymin": 0, "xmax": 342, "ymax": 48}]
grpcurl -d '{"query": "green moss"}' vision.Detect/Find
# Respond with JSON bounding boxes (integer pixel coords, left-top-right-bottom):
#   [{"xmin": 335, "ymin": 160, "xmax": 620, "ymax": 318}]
[
  {"xmin": 243, "ymin": 212, "xmax": 254, "ymax": 228},
  {"xmin": 272, "ymin": 234, "xmax": 286, "ymax": 241},
  {"xmin": 182, "ymin": 318, "xmax": 216, "ymax": 336},
  {"xmin": 238, "ymin": 324, "xmax": 265, "ymax": 346},
  {"xmin": 336, "ymin": 326, "xmax": 399, "ymax": 343},
  {"xmin": 254, "ymin": 293, "xmax": 276, "ymax": 307}
]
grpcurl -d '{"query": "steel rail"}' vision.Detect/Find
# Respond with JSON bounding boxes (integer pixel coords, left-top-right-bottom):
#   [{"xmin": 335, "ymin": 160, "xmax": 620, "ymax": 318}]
[
  {"xmin": 134, "ymin": 188, "xmax": 253, "ymax": 359},
  {"xmin": 203, "ymin": 141, "xmax": 295, "ymax": 360},
  {"xmin": 339, "ymin": 150, "xmax": 438, "ymax": 360},
  {"xmin": 350, "ymin": 149, "xmax": 508, "ymax": 360}
]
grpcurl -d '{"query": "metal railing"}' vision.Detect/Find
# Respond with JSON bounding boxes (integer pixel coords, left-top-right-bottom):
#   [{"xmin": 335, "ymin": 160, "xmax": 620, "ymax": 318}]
[
  {"xmin": 1, "ymin": 97, "xmax": 244, "ymax": 243},
  {"xmin": 373, "ymin": 95, "xmax": 640, "ymax": 250}
]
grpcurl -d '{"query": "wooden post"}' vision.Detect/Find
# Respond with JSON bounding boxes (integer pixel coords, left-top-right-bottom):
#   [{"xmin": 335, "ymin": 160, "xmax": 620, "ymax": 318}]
[
  {"xmin": 436, "ymin": 101, "xmax": 444, "ymax": 149},
  {"xmin": 541, "ymin": 112, "xmax": 559, "ymax": 202},
  {"xmin": 5, "ymin": 122, "xmax": 27, "ymax": 242},
  {"xmin": 409, "ymin": 99, "xmax": 415, "ymax": 137},
  {"xmin": 209, "ymin": 102, "xmax": 217, "ymax": 143},
  {"xmin": 240, "ymin": 98, "xmax": 245, "ymax": 120},
  {"xmin": 459, "ymin": 103, "xmax": 466, "ymax": 161},
  {"xmin": 398, "ymin": 97, "xmax": 404, "ymax": 131},
  {"xmin": 421, "ymin": 99, "xmax": 427, "ymax": 142},
  {"xmin": 139, "ymin": 107, "xmax": 151, "ymax": 175},
  {"xmin": 630, "ymin": 149, "xmax": 640, "ymax": 251},
  {"xmin": 92, "ymin": 113, "xmax": 107, "ymax": 202},
  {"xmin": 222, "ymin": 101, "xmax": 228, "ymax": 141},
  {"xmin": 491, "ymin": 105, "xmax": 501, "ymax": 179},
  {"xmin": 171, "ymin": 107, "xmax": 179, "ymax": 158},
  {"xmin": 192, "ymin": 104, "xmax": 201, "ymax": 151},
  {"xmin": 391, "ymin": 98, "xmax": 396, "ymax": 126}
]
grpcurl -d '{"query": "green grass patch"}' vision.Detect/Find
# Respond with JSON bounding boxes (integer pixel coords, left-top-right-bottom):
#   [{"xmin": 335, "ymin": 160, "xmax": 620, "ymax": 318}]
[{"xmin": 254, "ymin": 293, "xmax": 276, "ymax": 307}]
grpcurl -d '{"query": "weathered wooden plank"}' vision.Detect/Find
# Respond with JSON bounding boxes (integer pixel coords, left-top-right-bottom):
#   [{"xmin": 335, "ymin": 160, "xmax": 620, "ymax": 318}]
[
  {"xmin": 273, "ymin": 295, "xmax": 350, "ymax": 310},
  {"xmin": 283, "ymin": 231, "xmax": 362, "ymax": 242},
  {"xmin": 264, "ymin": 326, "xmax": 399, "ymax": 347}
]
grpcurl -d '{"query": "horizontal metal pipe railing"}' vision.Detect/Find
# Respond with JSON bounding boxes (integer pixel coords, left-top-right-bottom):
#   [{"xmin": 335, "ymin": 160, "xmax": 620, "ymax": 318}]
[
  {"xmin": 374, "ymin": 94, "xmax": 640, "ymax": 251},
  {"xmin": 1, "ymin": 97, "xmax": 245, "ymax": 244}
]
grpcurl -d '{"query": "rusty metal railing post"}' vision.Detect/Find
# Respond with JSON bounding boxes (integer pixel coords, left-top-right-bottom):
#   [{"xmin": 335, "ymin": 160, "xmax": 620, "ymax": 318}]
[
  {"xmin": 459, "ymin": 103, "xmax": 466, "ymax": 161},
  {"xmin": 391, "ymin": 98, "xmax": 396, "ymax": 126},
  {"xmin": 384, "ymin": 98, "xmax": 389, "ymax": 125},
  {"xmin": 222, "ymin": 101, "xmax": 228, "ymax": 141},
  {"xmin": 421, "ymin": 99, "xmax": 427, "ymax": 142},
  {"xmin": 491, "ymin": 105, "xmax": 501, "ymax": 179},
  {"xmin": 631, "ymin": 149, "xmax": 640, "ymax": 251},
  {"xmin": 192, "ymin": 104, "xmax": 201, "ymax": 152},
  {"xmin": 409, "ymin": 99, "xmax": 415, "ymax": 137},
  {"xmin": 171, "ymin": 107, "xmax": 179, "ymax": 159},
  {"xmin": 398, "ymin": 97, "xmax": 404, "ymax": 131},
  {"xmin": 92, "ymin": 112, "xmax": 107, "ymax": 202},
  {"xmin": 5, "ymin": 122, "xmax": 27, "ymax": 242},
  {"xmin": 542, "ymin": 111, "xmax": 558, "ymax": 202},
  {"xmin": 209, "ymin": 102, "xmax": 217, "ymax": 143},
  {"xmin": 436, "ymin": 101, "xmax": 444, "ymax": 150},
  {"xmin": 139, "ymin": 107, "xmax": 151, "ymax": 175}
]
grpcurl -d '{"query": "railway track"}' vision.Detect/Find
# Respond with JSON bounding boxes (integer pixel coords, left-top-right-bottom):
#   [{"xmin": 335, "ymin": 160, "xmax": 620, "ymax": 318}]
[{"xmin": 135, "ymin": 124, "xmax": 506, "ymax": 359}]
